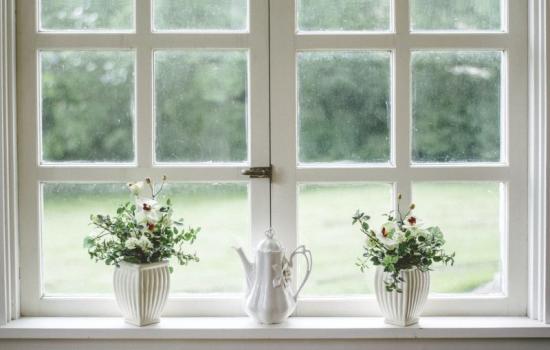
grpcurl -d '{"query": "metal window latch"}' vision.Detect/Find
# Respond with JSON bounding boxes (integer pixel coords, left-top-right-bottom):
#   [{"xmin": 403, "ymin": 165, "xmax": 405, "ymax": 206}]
[{"xmin": 241, "ymin": 165, "xmax": 272, "ymax": 179}]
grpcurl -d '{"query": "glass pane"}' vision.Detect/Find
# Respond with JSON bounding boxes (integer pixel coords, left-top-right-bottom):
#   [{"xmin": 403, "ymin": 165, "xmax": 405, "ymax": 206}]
[
  {"xmin": 154, "ymin": 0, "xmax": 248, "ymax": 31},
  {"xmin": 412, "ymin": 182, "xmax": 502, "ymax": 294},
  {"xmin": 40, "ymin": 0, "xmax": 134, "ymax": 31},
  {"xmin": 412, "ymin": 51, "xmax": 501, "ymax": 163},
  {"xmin": 155, "ymin": 51, "xmax": 248, "ymax": 163},
  {"xmin": 165, "ymin": 183, "xmax": 249, "ymax": 293},
  {"xmin": 298, "ymin": 0, "xmax": 390, "ymax": 32},
  {"xmin": 41, "ymin": 51, "xmax": 135, "ymax": 163},
  {"xmin": 411, "ymin": 0, "xmax": 502, "ymax": 32},
  {"xmin": 298, "ymin": 51, "xmax": 391, "ymax": 164},
  {"xmin": 298, "ymin": 183, "xmax": 392, "ymax": 295},
  {"xmin": 42, "ymin": 182, "xmax": 249, "ymax": 294}
]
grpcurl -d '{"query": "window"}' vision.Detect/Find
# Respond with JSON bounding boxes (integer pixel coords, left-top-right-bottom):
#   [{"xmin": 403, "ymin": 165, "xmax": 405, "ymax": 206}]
[
  {"xmin": 17, "ymin": 0, "xmax": 528, "ymax": 316},
  {"xmin": 270, "ymin": 0, "xmax": 527, "ymax": 316},
  {"xmin": 18, "ymin": 0, "xmax": 270, "ymax": 316}
]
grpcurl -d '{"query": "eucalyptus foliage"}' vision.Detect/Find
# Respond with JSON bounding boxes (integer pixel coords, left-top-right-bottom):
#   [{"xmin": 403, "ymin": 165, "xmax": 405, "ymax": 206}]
[
  {"xmin": 84, "ymin": 177, "xmax": 200, "ymax": 270},
  {"xmin": 353, "ymin": 196, "xmax": 455, "ymax": 292}
]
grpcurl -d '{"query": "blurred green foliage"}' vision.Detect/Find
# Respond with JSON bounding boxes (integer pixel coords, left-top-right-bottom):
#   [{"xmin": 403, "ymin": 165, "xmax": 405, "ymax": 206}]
[
  {"xmin": 41, "ymin": 1, "xmax": 502, "ymax": 164},
  {"xmin": 154, "ymin": 0, "xmax": 247, "ymax": 30},
  {"xmin": 40, "ymin": 0, "xmax": 133, "ymax": 30},
  {"xmin": 38, "ymin": 0, "xmax": 505, "ymax": 296},
  {"xmin": 42, "ymin": 183, "xmax": 500, "ymax": 294},
  {"xmin": 298, "ymin": 0, "xmax": 390, "ymax": 31},
  {"xmin": 412, "ymin": 52, "xmax": 501, "ymax": 162},
  {"xmin": 155, "ymin": 51, "xmax": 247, "ymax": 162},
  {"xmin": 41, "ymin": 51, "xmax": 135, "ymax": 162},
  {"xmin": 410, "ymin": 0, "xmax": 501, "ymax": 31},
  {"xmin": 299, "ymin": 52, "xmax": 391, "ymax": 163}
]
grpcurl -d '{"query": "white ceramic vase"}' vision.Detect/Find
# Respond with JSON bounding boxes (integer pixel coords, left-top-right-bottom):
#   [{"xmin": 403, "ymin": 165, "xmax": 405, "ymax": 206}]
[
  {"xmin": 113, "ymin": 260, "xmax": 170, "ymax": 326},
  {"xmin": 374, "ymin": 267, "xmax": 430, "ymax": 326}
]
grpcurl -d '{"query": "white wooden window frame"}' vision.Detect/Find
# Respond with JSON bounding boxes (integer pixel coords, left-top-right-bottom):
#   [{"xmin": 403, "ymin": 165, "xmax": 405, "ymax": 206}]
[
  {"xmin": 0, "ymin": 0, "xmax": 547, "ymax": 322},
  {"xmin": 270, "ymin": 0, "xmax": 528, "ymax": 316},
  {"xmin": 15, "ymin": 0, "xmax": 271, "ymax": 316}
]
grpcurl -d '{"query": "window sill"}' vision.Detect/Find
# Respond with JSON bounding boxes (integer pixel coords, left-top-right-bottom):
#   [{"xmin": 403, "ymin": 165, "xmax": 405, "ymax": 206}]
[{"xmin": 0, "ymin": 317, "xmax": 549, "ymax": 340}]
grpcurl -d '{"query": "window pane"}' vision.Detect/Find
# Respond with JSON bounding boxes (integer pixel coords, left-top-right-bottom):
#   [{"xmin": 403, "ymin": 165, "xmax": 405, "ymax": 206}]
[
  {"xmin": 298, "ymin": 0, "xmax": 390, "ymax": 32},
  {"xmin": 165, "ymin": 183, "xmax": 249, "ymax": 293},
  {"xmin": 42, "ymin": 182, "xmax": 249, "ymax": 294},
  {"xmin": 298, "ymin": 183, "xmax": 392, "ymax": 295},
  {"xmin": 412, "ymin": 51, "xmax": 501, "ymax": 163},
  {"xmin": 40, "ymin": 0, "xmax": 134, "ymax": 31},
  {"xmin": 154, "ymin": 0, "xmax": 248, "ymax": 31},
  {"xmin": 41, "ymin": 51, "xmax": 135, "ymax": 163},
  {"xmin": 412, "ymin": 182, "xmax": 502, "ymax": 294},
  {"xmin": 411, "ymin": 0, "xmax": 502, "ymax": 32},
  {"xmin": 298, "ymin": 51, "xmax": 391, "ymax": 164},
  {"xmin": 155, "ymin": 51, "xmax": 248, "ymax": 163}
]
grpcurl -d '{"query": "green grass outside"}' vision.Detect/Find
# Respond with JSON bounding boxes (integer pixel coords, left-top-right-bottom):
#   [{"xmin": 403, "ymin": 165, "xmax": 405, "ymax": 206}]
[{"xmin": 43, "ymin": 182, "xmax": 501, "ymax": 296}]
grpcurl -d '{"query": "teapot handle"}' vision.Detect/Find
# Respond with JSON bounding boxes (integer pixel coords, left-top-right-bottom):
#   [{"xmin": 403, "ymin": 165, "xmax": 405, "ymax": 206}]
[{"xmin": 289, "ymin": 245, "xmax": 313, "ymax": 301}]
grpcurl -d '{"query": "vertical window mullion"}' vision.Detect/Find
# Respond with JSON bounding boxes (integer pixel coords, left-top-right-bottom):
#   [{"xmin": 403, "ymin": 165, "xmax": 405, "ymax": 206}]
[
  {"xmin": 394, "ymin": 0, "xmax": 412, "ymax": 205},
  {"xmin": 248, "ymin": 0, "xmax": 272, "ymax": 248},
  {"xmin": 505, "ymin": 0, "xmax": 529, "ymax": 313},
  {"xmin": 269, "ymin": 0, "xmax": 299, "ymax": 286},
  {"xmin": 136, "ymin": 0, "xmax": 153, "ymax": 167}
]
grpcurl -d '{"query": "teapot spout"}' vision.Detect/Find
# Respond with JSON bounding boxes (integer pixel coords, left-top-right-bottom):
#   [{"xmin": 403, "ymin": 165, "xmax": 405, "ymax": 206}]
[{"xmin": 233, "ymin": 246, "xmax": 255, "ymax": 291}]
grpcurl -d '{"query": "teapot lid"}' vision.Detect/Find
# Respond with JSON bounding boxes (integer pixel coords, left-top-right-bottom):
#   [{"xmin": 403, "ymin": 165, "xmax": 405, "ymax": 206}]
[{"xmin": 257, "ymin": 228, "xmax": 284, "ymax": 252}]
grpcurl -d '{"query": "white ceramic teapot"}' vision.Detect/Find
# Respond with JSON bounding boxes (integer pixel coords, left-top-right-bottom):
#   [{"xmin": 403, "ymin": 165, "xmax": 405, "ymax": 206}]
[{"xmin": 234, "ymin": 228, "xmax": 312, "ymax": 324}]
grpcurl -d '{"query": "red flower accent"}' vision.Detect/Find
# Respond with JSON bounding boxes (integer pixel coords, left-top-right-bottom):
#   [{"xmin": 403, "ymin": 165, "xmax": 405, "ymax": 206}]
[
  {"xmin": 407, "ymin": 216, "xmax": 417, "ymax": 225},
  {"xmin": 382, "ymin": 227, "xmax": 388, "ymax": 237},
  {"xmin": 143, "ymin": 203, "xmax": 152, "ymax": 211},
  {"xmin": 147, "ymin": 222, "xmax": 155, "ymax": 231}
]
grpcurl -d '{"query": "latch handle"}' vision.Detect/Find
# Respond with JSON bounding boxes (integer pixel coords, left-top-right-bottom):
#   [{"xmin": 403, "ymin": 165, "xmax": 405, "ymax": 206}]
[{"xmin": 241, "ymin": 165, "xmax": 272, "ymax": 179}]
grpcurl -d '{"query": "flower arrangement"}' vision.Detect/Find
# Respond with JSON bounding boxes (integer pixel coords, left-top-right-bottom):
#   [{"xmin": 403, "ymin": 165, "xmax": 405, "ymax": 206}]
[
  {"xmin": 84, "ymin": 177, "xmax": 200, "ymax": 270},
  {"xmin": 353, "ymin": 195, "xmax": 455, "ymax": 292}
]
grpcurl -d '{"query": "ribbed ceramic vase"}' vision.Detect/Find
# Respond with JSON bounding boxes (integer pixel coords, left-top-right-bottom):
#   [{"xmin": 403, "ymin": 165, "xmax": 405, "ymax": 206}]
[
  {"xmin": 113, "ymin": 260, "xmax": 170, "ymax": 326},
  {"xmin": 374, "ymin": 267, "xmax": 430, "ymax": 326}
]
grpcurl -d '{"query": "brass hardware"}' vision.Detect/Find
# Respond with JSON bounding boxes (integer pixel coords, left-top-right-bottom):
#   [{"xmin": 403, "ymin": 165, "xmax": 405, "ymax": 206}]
[{"xmin": 241, "ymin": 165, "xmax": 272, "ymax": 179}]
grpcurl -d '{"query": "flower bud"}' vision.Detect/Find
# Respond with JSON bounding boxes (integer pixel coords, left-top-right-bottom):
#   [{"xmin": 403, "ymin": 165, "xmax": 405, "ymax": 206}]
[
  {"xmin": 397, "ymin": 193, "xmax": 402, "ymax": 200},
  {"xmin": 409, "ymin": 203, "xmax": 416, "ymax": 210},
  {"xmin": 145, "ymin": 177, "xmax": 151, "ymax": 184}
]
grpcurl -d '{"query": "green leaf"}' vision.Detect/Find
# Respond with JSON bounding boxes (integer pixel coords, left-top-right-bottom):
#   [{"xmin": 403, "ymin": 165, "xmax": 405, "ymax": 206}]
[{"xmin": 83, "ymin": 236, "xmax": 96, "ymax": 248}]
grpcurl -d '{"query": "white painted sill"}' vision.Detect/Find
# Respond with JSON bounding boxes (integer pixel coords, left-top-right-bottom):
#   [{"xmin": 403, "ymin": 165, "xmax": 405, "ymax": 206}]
[{"xmin": 0, "ymin": 317, "xmax": 549, "ymax": 339}]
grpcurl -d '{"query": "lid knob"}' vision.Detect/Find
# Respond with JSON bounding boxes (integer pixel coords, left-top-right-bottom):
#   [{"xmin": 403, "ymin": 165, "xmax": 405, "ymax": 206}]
[{"xmin": 265, "ymin": 227, "xmax": 275, "ymax": 239}]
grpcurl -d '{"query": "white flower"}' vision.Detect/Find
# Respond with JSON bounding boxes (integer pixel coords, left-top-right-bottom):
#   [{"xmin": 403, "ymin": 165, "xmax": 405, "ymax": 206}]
[
  {"xmin": 137, "ymin": 236, "xmax": 153, "ymax": 252},
  {"xmin": 127, "ymin": 181, "xmax": 144, "ymax": 196},
  {"xmin": 135, "ymin": 198, "xmax": 160, "ymax": 224},
  {"xmin": 377, "ymin": 222, "xmax": 401, "ymax": 249},
  {"xmin": 381, "ymin": 236, "xmax": 399, "ymax": 249},
  {"xmin": 125, "ymin": 237, "xmax": 140, "ymax": 250}
]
